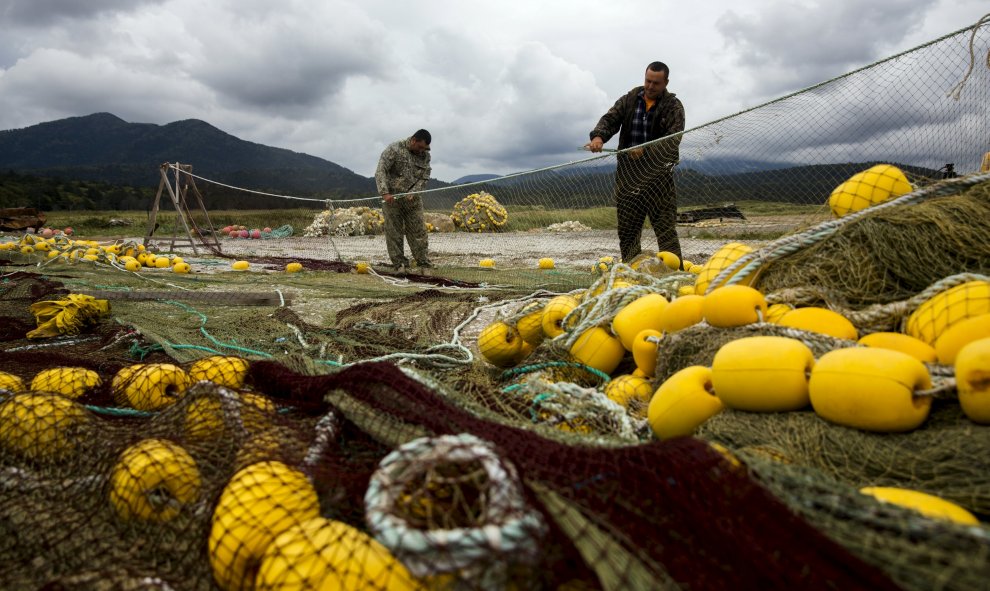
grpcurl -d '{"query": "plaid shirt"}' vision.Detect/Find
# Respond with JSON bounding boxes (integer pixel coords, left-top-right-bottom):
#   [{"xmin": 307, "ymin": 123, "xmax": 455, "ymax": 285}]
[{"xmin": 628, "ymin": 91, "xmax": 658, "ymax": 147}]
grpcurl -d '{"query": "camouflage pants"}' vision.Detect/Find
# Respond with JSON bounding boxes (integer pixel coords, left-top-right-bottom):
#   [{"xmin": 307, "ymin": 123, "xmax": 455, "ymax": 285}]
[
  {"xmin": 614, "ymin": 153, "xmax": 680, "ymax": 265},
  {"xmin": 383, "ymin": 195, "xmax": 430, "ymax": 266}
]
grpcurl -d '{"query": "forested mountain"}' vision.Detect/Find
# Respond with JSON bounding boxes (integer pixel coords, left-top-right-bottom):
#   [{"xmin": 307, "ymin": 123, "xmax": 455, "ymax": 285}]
[{"xmin": 0, "ymin": 113, "xmax": 378, "ymax": 198}]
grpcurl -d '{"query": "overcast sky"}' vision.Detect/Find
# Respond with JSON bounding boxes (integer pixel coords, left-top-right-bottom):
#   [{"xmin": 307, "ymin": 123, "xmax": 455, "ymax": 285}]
[{"xmin": 0, "ymin": 0, "xmax": 985, "ymax": 182}]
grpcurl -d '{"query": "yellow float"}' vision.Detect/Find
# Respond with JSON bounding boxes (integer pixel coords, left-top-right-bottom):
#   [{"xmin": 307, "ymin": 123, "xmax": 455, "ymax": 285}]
[
  {"xmin": 570, "ymin": 327, "xmax": 625, "ymax": 375},
  {"xmin": 860, "ymin": 486, "xmax": 978, "ymax": 525},
  {"xmin": 604, "ymin": 374, "xmax": 654, "ymax": 416},
  {"xmin": 647, "ymin": 366, "xmax": 722, "ymax": 439},
  {"xmin": 611, "ymin": 293, "xmax": 668, "ymax": 350},
  {"xmin": 658, "ymin": 294, "xmax": 705, "ymax": 333},
  {"xmin": 120, "ymin": 363, "xmax": 191, "ymax": 411},
  {"xmin": 209, "ymin": 461, "xmax": 320, "ymax": 591},
  {"xmin": 702, "ymin": 285, "xmax": 767, "ymax": 328},
  {"xmin": 515, "ymin": 305, "xmax": 546, "ymax": 346},
  {"xmin": 828, "ymin": 164, "xmax": 912, "ymax": 218},
  {"xmin": 29, "ymin": 367, "xmax": 101, "ymax": 399},
  {"xmin": 188, "ymin": 356, "xmax": 251, "ymax": 389},
  {"xmin": 711, "ymin": 336, "xmax": 815, "ymax": 412},
  {"xmin": 933, "ymin": 313, "xmax": 990, "ymax": 365},
  {"xmin": 693, "ymin": 242, "xmax": 754, "ymax": 295},
  {"xmin": 904, "ymin": 280, "xmax": 990, "ymax": 345},
  {"xmin": 255, "ymin": 517, "xmax": 422, "ymax": 590},
  {"xmin": 109, "ymin": 438, "xmax": 202, "ymax": 523},
  {"xmin": 0, "ymin": 371, "xmax": 25, "ymax": 393},
  {"xmin": 631, "ymin": 329, "xmax": 663, "ymax": 377},
  {"xmin": 0, "ymin": 393, "xmax": 89, "ymax": 463},
  {"xmin": 477, "ymin": 321, "xmax": 525, "ymax": 368},
  {"xmin": 285, "ymin": 262, "xmax": 303, "ymax": 273},
  {"xmin": 541, "ymin": 295, "xmax": 579, "ymax": 338},
  {"xmin": 778, "ymin": 307, "xmax": 858, "ymax": 340},
  {"xmin": 857, "ymin": 332, "xmax": 936, "ymax": 363},
  {"xmin": 809, "ymin": 347, "xmax": 931, "ymax": 432},
  {"xmin": 955, "ymin": 337, "xmax": 990, "ymax": 424},
  {"xmin": 657, "ymin": 251, "xmax": 681, "ymax": 270}
]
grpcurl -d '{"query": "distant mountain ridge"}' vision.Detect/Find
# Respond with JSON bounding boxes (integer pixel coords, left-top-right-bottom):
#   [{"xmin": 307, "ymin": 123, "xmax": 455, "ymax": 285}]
[{"xmin": 0, "ymin": 113, "xmax": 384, "ymax": 196}]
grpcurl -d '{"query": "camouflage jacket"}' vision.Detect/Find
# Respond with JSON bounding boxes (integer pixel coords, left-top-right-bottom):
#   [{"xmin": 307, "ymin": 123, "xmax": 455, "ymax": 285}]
[
  {"xmin": 375, "ymin": 138, "xmax": 432, "ymax": 196},
  {"xmin": 590, "ymin": 87, "xmax": 685, "ymax": 163}
]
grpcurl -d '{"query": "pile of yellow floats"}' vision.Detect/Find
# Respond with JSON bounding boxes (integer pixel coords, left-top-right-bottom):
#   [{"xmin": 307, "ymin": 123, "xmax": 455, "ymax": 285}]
[{"xmin": 476, "ymin": 164, "xmax": 990, "ymax": 525}]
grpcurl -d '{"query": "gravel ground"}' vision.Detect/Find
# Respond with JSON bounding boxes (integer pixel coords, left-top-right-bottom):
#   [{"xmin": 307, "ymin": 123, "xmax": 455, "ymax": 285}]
[{"xmin": 203, "ymin": 227, "xmax": 782, "ymax": 269}]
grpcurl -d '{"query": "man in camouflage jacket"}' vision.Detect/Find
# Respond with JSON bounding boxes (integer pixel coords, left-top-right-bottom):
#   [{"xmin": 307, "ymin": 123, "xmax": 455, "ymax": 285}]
[
  {"xmin": 586, "ymin": 62, "xmax": 685, "ymax": 265},
  {"xmin": 375, "ymin": 129, "xmax": 433, "ymax": 270}
]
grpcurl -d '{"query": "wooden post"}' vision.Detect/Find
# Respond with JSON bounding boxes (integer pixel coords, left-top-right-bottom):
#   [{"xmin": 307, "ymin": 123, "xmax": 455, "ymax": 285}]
[{"xmin": 144, "ymin": 162, "xmax": 222, "ymax": 254}]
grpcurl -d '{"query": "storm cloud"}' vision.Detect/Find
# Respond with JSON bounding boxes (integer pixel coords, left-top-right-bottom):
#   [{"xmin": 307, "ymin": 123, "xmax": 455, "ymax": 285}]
[{"xmin": 0, "ymin": 0, "xmax": 985, "ymax": 182}]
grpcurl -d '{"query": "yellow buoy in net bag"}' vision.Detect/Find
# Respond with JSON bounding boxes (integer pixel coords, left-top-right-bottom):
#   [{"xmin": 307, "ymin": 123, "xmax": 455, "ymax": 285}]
[
  {"xmin": 711, "ymin": 336, "xmax": 815, "ymax": 412},
  {"xmin": 647, "ymin": 365, "xmax": 722, "ymax": 440},
  {"xmin": 604, "ymin": 374, "xmax": 654, "ymax": 417},
  {"xmin": 541, "ymin": 294, "xmax": 579, "ymax": 338},
  {"xmin": 188, "ymin": 355, "xmax": 251, "ymax": 389},
  {"xmin": 809, "ymin": 347, "xmax": 931, "ymax": 432},
  {"xmin": 0, "ymin": 392, "xmax": 89, "ymax": 464},
  {"xmin": 477, "ymin": 321, "xmax": 525, "ymax": 368},
  {"xmin": 860, "ymin": 486, "xmax": 979, "ymax": 525},
  {"xmin": 119, "ymin": 363, "xmax": 191, "ymax": 411},
  {"xmin": 29, "ymin": 367, "xmax": 101, "ymax": 399},
  {"xmin": 209, "ymin": 461, "xmax": 321, "ymax": 591},
  {"xmin": 904, "ymin": 280, "xmax": 990, "ymax": 345},
  {"xmin": 256, "ymin": 517, "xmax": 422, "ymax": 590},
  {"xmin": 514, "ymin": 305, "xmax": 545, "ymax": 346},
  {"xmin": 828, "ymin": 164, "xmax": 912, "ymax": 218},
  {"xmin": 109, "ymin": 438, "xmax": 202, "ymax": 523},
  {"xmin": 0, "ymin": 371, "xmax": 26, "ymax": 393},
  {"xmin": 694, "ymin": 242, "xmax": 754, "ymax": 295}
]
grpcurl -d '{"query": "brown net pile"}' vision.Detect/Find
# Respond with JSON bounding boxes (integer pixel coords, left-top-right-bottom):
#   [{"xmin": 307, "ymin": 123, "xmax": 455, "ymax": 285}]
[
  {"xmin": 696, "ymin": 401, "xmax": 990, "ymax": 516},
  {"xmin": 753, "ymin": 183, "xmax": 990, "ymax": 307}
]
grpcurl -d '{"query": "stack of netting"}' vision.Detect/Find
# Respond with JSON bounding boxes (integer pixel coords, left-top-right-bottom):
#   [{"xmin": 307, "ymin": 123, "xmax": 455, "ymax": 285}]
[{"xmin": 1, "ymin": 181, "xmax": 989, "ymax": 590}]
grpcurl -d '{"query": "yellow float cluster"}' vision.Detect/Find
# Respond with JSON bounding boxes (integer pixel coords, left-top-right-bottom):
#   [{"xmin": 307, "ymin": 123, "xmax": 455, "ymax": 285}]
[
  {"xmin": 0, "ymin": 233, "xmax": 196, "ymax": 274},
  {"xmin": 450, "ymin": 191, "xmax": 508, "ymax": 233}
]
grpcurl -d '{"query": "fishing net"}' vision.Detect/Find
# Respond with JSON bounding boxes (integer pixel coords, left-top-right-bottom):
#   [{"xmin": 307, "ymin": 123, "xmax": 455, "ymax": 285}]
[{"xmin": 2, "ymin": 17, "xmax": 990, "ymax": 591}]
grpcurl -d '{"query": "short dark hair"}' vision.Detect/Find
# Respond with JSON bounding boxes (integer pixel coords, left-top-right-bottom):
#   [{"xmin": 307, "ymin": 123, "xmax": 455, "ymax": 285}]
[
  {"xmin": 646, "ymin": 61, "xmax": 669, "ymax": 79},
  {"xmin": 413, "ymin": 129, "xmax": 431, "ymax": 145}
]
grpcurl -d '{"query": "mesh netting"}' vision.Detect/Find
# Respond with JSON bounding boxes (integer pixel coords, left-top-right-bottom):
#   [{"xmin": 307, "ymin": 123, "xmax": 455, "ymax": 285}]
[{"xmin": 2, "ymin": 18, "xmax": 990, "ymax": 591}]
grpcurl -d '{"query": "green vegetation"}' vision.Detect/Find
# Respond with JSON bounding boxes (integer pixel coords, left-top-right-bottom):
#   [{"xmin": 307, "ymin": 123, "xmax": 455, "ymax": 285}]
[{"xmin": 0, "ymin": 171, "xmax": 154, "ymax": 210}]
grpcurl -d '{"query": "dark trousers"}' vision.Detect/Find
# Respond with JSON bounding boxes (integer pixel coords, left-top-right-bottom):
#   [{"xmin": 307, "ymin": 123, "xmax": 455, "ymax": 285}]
[
  {"xmin": 383, "ymin": 196, "xmax": 430, "ymax": 266},
  {"xmin": 614, "ymin": 154, "xmax": 681, "ymax": 264}
]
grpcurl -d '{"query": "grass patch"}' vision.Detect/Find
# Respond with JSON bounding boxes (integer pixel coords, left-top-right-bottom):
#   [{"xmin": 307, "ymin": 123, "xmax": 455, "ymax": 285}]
[{"xmin": 43, "ymin": 202, "xmax": 821, "ymax": 236}]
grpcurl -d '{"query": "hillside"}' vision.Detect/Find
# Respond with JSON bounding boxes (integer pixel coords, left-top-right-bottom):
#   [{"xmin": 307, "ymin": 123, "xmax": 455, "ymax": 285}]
[{"xmin": 0, "ymin": 113, "xmax": 381, "ymax": 197}]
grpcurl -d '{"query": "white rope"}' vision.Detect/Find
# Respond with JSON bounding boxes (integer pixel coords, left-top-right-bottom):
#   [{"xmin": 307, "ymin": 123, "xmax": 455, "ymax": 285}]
[{"xmin": 947, "ymin": 12, "xmax": 990, "ymax": 100}]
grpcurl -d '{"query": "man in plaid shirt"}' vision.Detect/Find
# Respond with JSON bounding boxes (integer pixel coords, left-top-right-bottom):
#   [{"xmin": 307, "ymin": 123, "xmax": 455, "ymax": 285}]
[{"xmin": 586, "ymin": 62, "xmax": 686, "ymax": 265}]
